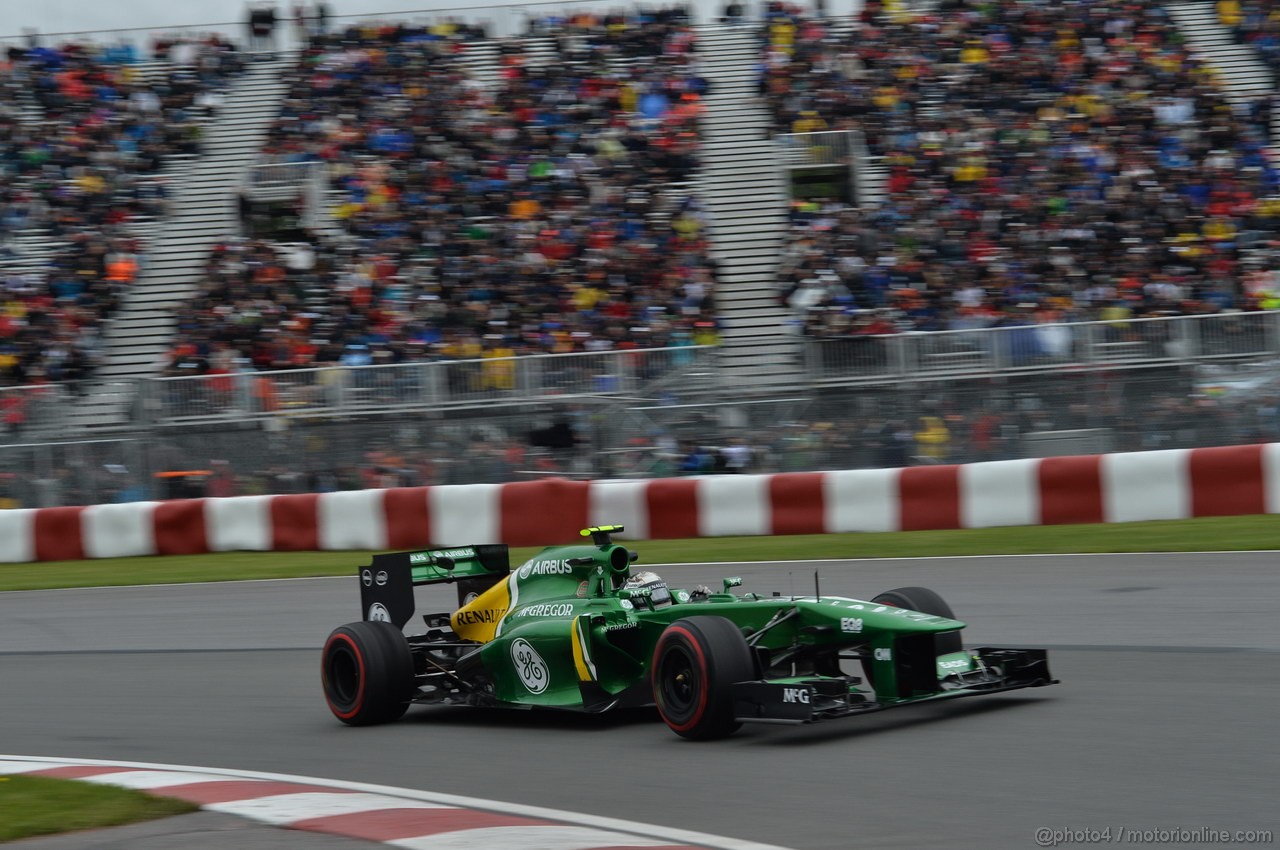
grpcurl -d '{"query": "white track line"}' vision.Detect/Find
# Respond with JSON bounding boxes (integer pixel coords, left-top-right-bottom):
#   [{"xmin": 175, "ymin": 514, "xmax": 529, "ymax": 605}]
[
  {"xmin": 75, "ymin": 769, "xmax": 263, "ymax": 790},
  {"xmin": 390, "ymin": 825, "xmax": 673, "ymax": 849},
  {"xmin": 0, "ymin": 756, "xmax": 793, "ymax": 850},
  {"xmin": 207, "ymin": 792, "xmax": 443, "ymax": 824}
]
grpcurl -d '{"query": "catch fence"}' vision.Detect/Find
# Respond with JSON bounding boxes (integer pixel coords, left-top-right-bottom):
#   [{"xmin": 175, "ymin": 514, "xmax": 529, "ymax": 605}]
[{"xmin": 805, "ymin": 312, "xmax": 1280, "ymax": 385}]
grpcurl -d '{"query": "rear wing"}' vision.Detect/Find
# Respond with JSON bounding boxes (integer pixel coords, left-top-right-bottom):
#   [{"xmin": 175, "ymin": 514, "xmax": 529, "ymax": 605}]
[{"xmin": 359, "ymin": 544, "xmax": 510, "ymax": 629}]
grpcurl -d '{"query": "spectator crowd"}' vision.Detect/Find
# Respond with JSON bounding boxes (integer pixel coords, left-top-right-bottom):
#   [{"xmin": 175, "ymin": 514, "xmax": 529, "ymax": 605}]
[
  {"xmin": 166, "ymin": 8, "xmax": 718, "ymax": 376},
  {"xmin": 1, "ymin": 35, "xmax": 243, "ymax": 389},
  {"xmin": 763, "ymin": 0, "xmax": 1280, "ymax": 338}
]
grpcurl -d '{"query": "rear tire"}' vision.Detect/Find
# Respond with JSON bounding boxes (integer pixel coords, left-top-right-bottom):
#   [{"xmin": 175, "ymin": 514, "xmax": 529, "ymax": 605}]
[
  {"xmin": 322, "ymin": 621, "xmax": 414, "ymax": 726},
  {"xmin": 870, "ymin": 586, "xmax": 963, "ymax": 655},
  {"xmin": 652, "ymin": 616, "xmax": 756, "ymax": 740}
]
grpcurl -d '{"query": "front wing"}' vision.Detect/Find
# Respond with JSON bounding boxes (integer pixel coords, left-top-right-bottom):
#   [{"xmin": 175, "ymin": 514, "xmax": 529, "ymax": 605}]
[{"xmin": 732, "ymin": 647, "xmax": 1057, "ymax": 725}]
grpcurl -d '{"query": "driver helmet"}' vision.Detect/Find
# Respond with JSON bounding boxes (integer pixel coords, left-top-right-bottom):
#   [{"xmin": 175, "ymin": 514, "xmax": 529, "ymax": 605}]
[{"xmin": 624, "ymin": 570, "xmax": 672, "ymax": 607}]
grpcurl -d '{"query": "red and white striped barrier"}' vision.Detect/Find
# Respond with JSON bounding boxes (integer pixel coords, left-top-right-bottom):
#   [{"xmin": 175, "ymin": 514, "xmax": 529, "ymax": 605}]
[{"xmin": 1, "ymin": 443, "xmax": 1276, "ymax": 563}]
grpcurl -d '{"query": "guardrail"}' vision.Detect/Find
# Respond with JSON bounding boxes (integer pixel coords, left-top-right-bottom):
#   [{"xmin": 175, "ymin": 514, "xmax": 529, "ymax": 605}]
[
  {"xmin": 804, "ymin": 311, "xmax": 1280, "ymax": 384},
  {"xmin": 138, "ymin": 345, "xmax": 719, "ymax": 424},
  {"xmin": 0, "ymin": 384, "xmax": 76, "ymax": 444}
]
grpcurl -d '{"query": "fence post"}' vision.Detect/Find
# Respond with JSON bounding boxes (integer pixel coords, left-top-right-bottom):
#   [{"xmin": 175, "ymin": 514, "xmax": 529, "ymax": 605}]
[
  {"xmin": 890, "ymin": 334, "xmax": 908, "ymax": 379},
  {"xmin": 524, "ymin": 356, "xmax": 542, "ymax": 397},
  {"xmin": 991, "ymin": 327, "xmax": 1006, "ymax": 371},
  {"xmin": 36, "ymin": 444, "xmax": 55, "ymax": 507},
  {"xmin": 1182, "ymin": 315, "xmax": 1201, "ymax": 362},
  {"xmin": 236, "ymin": 371, "xmax": 254, "ymax": 415},
  {"xmin": 335, "ymin": 368, "xmax": 349, "ymax": 411}
]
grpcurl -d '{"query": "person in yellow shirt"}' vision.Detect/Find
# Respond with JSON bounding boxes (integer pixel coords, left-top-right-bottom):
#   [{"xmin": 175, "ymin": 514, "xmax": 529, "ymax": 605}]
[
  {"xmin": 791, "ymin": 110, "xmax": 828, "ymax": 134},
  {"xmin": 76, "ymin": 171, "xmax": 106, "ymax": 194},
  {"xmin": 960, "ymin": 41, "xmax": 989, "ymax": 64},
  {"xmin": 692, "ymin": 323, "xmax": 719, "ymax": 346},
  {"xmin": 953, "ymin": 155, "xmax": 987, "ymax": 182},
  {"xmin": 1100, "ymin": 301, "xmax": 1132, "ymax": 328},
  {"xmin": 573, "ymin": 284, "xmax": 605, "ymax": 311},
  {"xmin": 770, "ymin": 19, "xmax": 796, "ymax": 54},
  {"xmin": 1218, "ymin": 0, "xmax": 1242, "ymax": 27},
  {"xmin": 482, "ymin": 341, "xmax": 516, "ymax": 390},
  {"xmin": 873, "ymin": 86, "xmax": 900, "ymax": 109},
  {"xmin": 1203, "ymin": 216, "xmax": 1237, "ymax": 242},
  {"xmin": 914, "ymin": 416, "xmax": 950, "ymax": 462},
  {"xmin": 619, "ymin": 82, "xmax": 638, "ymax": 114}
]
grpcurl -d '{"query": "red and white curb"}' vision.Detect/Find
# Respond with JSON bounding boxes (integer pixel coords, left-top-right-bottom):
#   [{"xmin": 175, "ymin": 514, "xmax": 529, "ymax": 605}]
[{"xmin": 0, "ymin": 756, "xmax": 793, "ymax": 850}]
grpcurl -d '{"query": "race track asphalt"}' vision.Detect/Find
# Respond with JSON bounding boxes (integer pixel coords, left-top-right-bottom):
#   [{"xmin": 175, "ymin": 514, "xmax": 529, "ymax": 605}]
[{"xmin": 2, "ymin": 552, "xmax": 1278, "ymax": 850}]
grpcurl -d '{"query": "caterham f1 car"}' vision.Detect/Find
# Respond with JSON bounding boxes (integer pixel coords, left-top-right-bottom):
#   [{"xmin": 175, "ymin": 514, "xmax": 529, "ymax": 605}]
[{"xmin": 321, "ymin": 526, "xmax": 1057, "ymax": 739}]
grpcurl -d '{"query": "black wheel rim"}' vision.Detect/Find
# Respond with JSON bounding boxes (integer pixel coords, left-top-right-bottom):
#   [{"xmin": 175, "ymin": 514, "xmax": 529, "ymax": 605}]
[
  {"xmin": 659, "ymin": 643, "xmax": 699, "ymax": 720},
  {"xmin": 326, "ymin": 645, "xmax": 359, "ymax": 706}
]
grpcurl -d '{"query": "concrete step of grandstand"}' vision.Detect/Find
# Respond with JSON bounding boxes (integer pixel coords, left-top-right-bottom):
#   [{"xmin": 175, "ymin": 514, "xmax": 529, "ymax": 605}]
[
  {"xmin": 0, "ymin": 227, "xmax": 65, "ymax": 276},
  {"xmin": 15, "ymin": 84, "xmax": 44, "ymax": 125},
  {"xmin": 1166, "ymin": 2, "xmax": 1277, "ymax": 157},
  {"xmin": 459, "ymin": 41, "xmax": 500, "ymax": 90},
  {"xmin": 71, "ymin": 53, "xmax": 295, "ymax": 429},
  {"xmin": 719, "ymin": 299, "xmax": 786, "ymax": 316},
  {"xmin": 695, "ymin": 24, "xmax": 801, "ymax": 390},
  {"xmin": 523, "ymin": 37, "xmax": 557, "ymax": 67},
  {"xmin": 857, "ymin": 155, "xmax": 888, "ymax": 208}
]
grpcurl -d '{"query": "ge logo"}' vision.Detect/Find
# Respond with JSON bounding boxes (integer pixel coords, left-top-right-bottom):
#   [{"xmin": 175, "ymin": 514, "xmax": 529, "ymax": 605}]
[
  {"xmin": 510, "ymin": 638, "xmax": 549, "ymax": 694},
  {"xmin": 367, "ymin": 603, "xmax": 392, "ymax": 623}
]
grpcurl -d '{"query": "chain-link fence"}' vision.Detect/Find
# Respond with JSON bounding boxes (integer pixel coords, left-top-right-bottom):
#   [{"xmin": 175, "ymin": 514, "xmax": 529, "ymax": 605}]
[
  {"xmin": 139, "ymin": 347, "xmax": 719, "ymax": 425},
  {"xmin": 580, "ymin": 364, "xmax": 1275, "ymax": 475},
  {"xmin": 805, "ymin": 312, "xmax": 1280, "ymax": 385},
  {"xmin": 0, "ymin": 439, "xmax": 151, "ymax": 508},
  {"xmin": 5, "ymin": 341, "xmax": 1280, "ymax": 508}
]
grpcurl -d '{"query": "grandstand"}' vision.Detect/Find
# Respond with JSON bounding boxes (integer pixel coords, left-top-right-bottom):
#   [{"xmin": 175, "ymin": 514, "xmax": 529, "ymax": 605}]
[
  {"xmin": 766, "ymin": 1, "xmax": 1280, "ymax": 339},
  {"xmin": 3, "ymin": 2, "xmax": 1280, "ymax": 507}
]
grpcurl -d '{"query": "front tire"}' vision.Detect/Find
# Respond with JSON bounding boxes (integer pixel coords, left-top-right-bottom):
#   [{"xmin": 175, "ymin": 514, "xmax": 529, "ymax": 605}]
[
  {"xmin": 871, "ymin": 586, "xmax": 963, "ymax": 655},
  {"xmin": 652, "ymin": 616, "xmax": 756, "ymax": 740},
  {"xmin": 322, "ymin": 621, "xmax": 414, "ymax": 726}
]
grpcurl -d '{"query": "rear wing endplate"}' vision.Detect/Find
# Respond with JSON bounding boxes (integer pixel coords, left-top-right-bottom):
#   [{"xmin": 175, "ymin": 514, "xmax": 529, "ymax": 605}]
[{"xmin": 359, "ymin": 544, "xmax": 510, "ymax": 629}]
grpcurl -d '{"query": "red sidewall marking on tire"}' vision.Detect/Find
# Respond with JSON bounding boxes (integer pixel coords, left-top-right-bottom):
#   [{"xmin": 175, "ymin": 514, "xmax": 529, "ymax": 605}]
[
  {"xmin": 654, "ymin": 625, "xmax": 710, "ymax": 734},
  {"xmin": 323, "ymin": 632, "xmax": 366, "ymax": 720}
]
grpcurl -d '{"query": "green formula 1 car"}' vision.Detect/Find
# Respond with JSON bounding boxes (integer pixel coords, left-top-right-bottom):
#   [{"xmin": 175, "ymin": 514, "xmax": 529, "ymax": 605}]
[{"xmin": 321, "ymin": 526, "xmax": 1057, "ymax": 739}]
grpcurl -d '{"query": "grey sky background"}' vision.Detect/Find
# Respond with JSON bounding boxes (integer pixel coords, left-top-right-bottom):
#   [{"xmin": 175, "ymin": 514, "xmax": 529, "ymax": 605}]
[
  {"xmin": 5, "ymin": 0, "xmax": 555, "ymax": 39},
  {"xmin": 3, "ymin": 0, "xmax": 854, "ymax": 42}
]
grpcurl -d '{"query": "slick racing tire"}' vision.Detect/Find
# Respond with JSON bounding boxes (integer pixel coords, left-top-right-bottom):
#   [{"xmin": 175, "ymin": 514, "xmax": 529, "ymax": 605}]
[
  {"xmin": 652, "ymin": 616, "xmax": 756, "ymax": 741},
  {"xmin": 322, "ymin": 621, "xmax": 414, "ymax": 726},
  {"xmin": 871, "ymin": 586, "xmax": 963, "ymax": 655}
]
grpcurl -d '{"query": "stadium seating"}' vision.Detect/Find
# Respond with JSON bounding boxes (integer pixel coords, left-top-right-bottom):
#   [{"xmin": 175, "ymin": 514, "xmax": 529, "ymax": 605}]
[
  {"xmin": 765, "ymin": 0, "xmax": 1280, "ymax": 336},
  {"xmin": 1223, "ymin": 1, "xmax": 1280, "ymax": 72},
  {"xmin": 0, "ymin": 37, "xmax": 243, "ymax": 387},
  {"xmin": 165, "ymin": 9, "xmax": 716, "ymax": 372}
]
